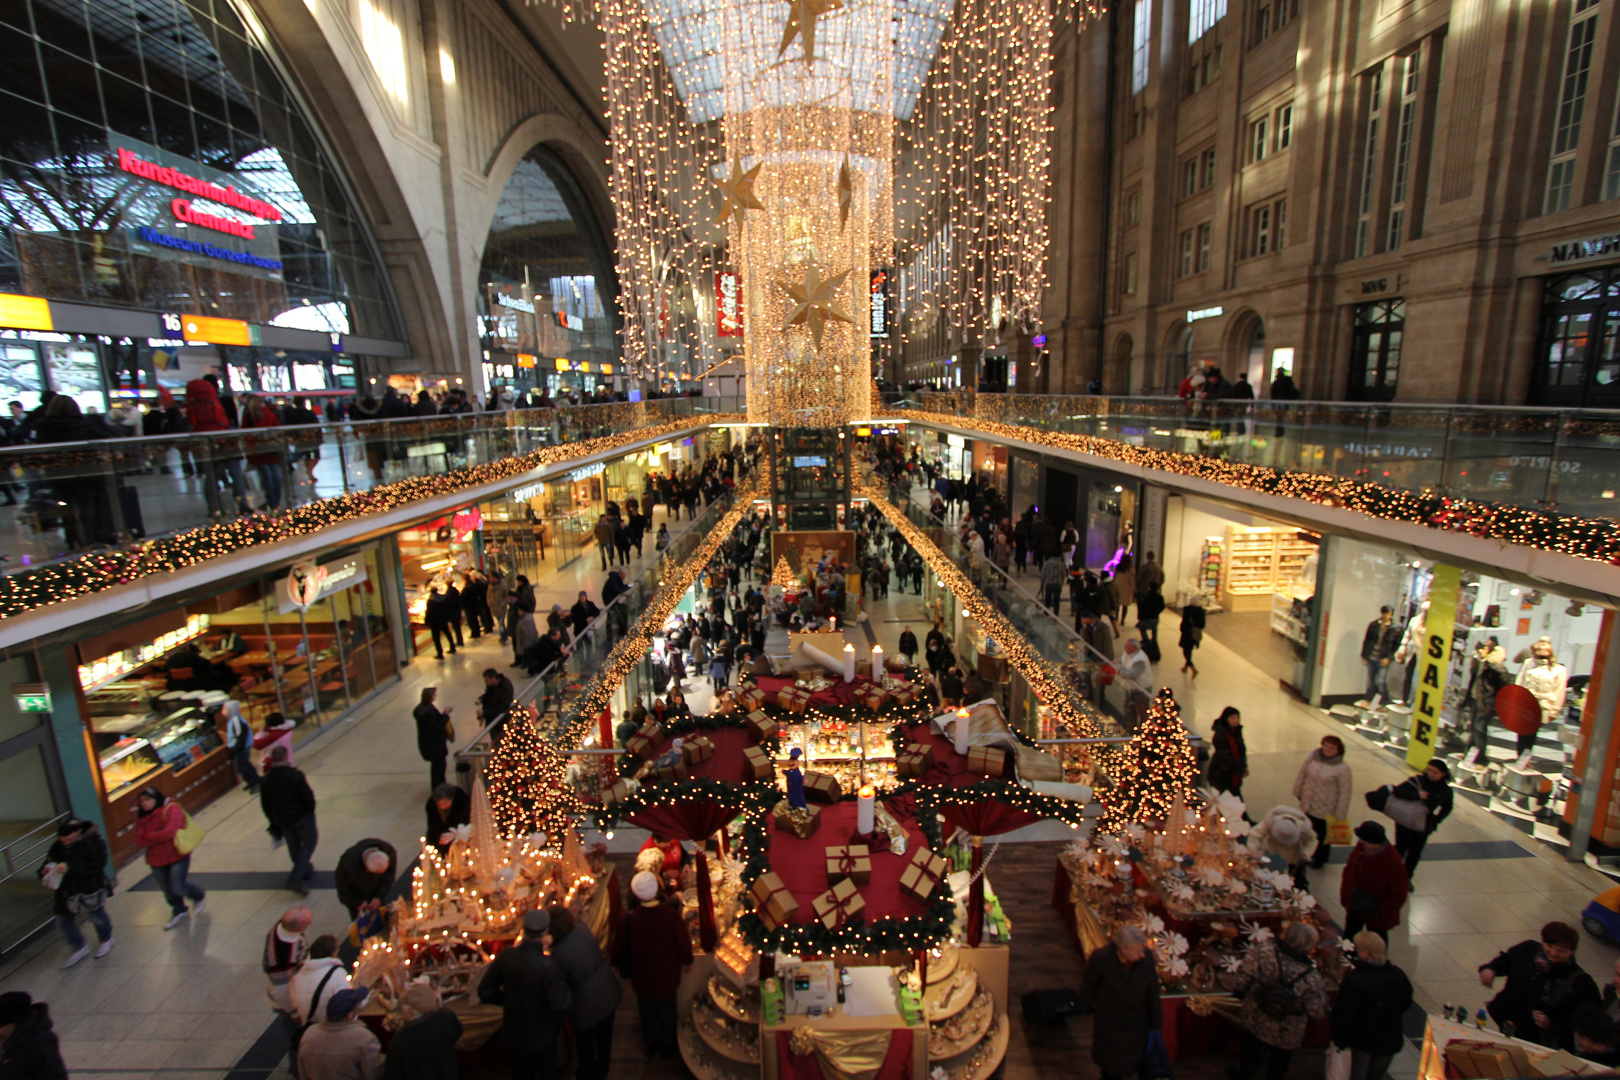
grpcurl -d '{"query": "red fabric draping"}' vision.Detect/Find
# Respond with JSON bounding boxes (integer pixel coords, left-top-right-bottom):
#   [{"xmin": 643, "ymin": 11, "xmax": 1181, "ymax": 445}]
[
  {"xmin": 774, "ymin": 1029, "xmax": 914, "ymax": 1080},
  {"xmin": 769, "ymin": 801, "xmax": 932, "ymax": 926},
  {"xmin": 625, "ymin": 801, "xmax": 739, "ymax": 844},
  {"xmin": 897, "ymin": 723, "xmax": 1041, "ymax": 837},
  {"xmin": 640, "ymin": 727, "xmax": 761, "ymax": 787}
]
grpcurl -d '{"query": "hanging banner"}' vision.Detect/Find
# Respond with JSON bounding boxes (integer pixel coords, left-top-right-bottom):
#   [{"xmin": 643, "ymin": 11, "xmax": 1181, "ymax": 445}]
[
  {"xmin": 716, "ymin": 271, "xmax": 744, "ymax": 337},
  {"xmin": 1407, "ymin": 563, "xmax": 1462, "ymax": 768}
]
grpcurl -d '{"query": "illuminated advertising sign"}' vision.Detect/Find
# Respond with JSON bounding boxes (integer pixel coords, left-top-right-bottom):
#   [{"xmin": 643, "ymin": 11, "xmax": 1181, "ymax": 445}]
[
  {"xmin": 870, "ymin": 269, "xmax": 889, "ymax": 339},
  {"xmin": 716, "ymin": 271, "xmax": 744, "ymax": 337}
]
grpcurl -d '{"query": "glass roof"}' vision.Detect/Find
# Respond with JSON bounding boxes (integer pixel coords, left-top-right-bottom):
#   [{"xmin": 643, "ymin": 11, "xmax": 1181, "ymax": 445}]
[{"xmin": 639, "ymin": 0, "xmax": 953, "ymax": 123}]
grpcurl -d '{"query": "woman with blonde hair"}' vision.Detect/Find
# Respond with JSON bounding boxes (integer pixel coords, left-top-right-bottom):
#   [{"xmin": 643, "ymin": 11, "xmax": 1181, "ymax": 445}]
[{"xmin": 1330, "ymin": 931, "xmax": 1413, "ymax": 1080}]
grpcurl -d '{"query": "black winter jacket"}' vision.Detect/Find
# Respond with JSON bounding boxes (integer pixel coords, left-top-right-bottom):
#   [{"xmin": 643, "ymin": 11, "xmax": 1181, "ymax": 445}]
[
  {"xmin": 1483, "ymin": 939, "xmax": 1601, "ymax": 1049},
  {"xmin": 1330, "ymin": 959, "xmax": 1413, "ymax": 1055},
  {"xmin": 384, "ymin": 1007, "xmax": 462, "ymax": 1080},
  {"xmin": 1076, "ymin": 943, "xmax": 1162, "ymax": 1076},
  {"xmin": 414, "ymin": 702, "xmax": 452, "ymax": 761},
  {"xmin": 478, "ymin": 938, "xmax": 573, "ymax": 1049},
  {"xmin": 38, "ymin": 829, "xmax": 110, "ymax": 916},
  {"xmin": 334, "ymin": 839, "xmax": 396, "ymax": 914},
  {"xmin": 550, "ymin": 924, "xmax": 624, "ymax": 1030},
  {"xmin": 0, "ymin": 1002, "xmax": 67, "ymax": 1080},
  {"xmin": 259, "ymin": 764, "xmax": 317, "ymax": 830}
]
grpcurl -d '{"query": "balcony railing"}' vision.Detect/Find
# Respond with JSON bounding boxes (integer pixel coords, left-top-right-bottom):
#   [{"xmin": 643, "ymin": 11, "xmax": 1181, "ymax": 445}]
[
  {"xmin": 893, "ymin": 392, "xmax": 1620, "ymax": 523},
  {"xmin": 0, "ymin": 396, "xmax": 745, "ymax": 575}
]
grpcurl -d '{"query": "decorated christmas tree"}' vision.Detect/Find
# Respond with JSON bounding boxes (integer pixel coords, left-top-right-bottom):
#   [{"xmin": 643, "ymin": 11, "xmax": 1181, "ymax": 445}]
[
  {"xmin": 486, "ymin": 705, "xmax": 583, "ymax": 841},
  {"xmin": 771, "ymin": 553, "xmax": 799, "ymax": 589},
  {"xmin": 1099, "ymin": 688, "xmax": 1201, "ymax": 832}
]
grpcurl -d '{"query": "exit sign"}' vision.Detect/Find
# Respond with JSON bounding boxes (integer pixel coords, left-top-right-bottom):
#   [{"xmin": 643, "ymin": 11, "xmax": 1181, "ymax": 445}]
[{"xmin": 12, "ymin": 684, "xmax": 50, "ymax": 712}]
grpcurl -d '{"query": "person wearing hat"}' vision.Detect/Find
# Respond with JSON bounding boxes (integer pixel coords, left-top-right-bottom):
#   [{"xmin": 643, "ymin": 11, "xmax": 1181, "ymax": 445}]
[
  {"xmin": 479, "ymin": 908, "xmax": 572, "ymax": 1078},
  {"xmin": 334, "ymin": 839, "xmax": 396, "ymax": 919},
  {"xmin": 38, "ymin": 817, "xmax": 113, "ymax": 967},
  {"xmin": 1338, "ymin": 822, "xmax": 1410, "ymax": 943},
  {"xmin": 384, "ymin": 983, "xmax": 462, "ymax": 1080},
  {"xmin": 297, "ymin": 987, "xmax": 383, "ymax": 1080},
  {"xmin": 614, "ymin": 870, "xmax": 692, "ymax": 1060},
  {"xmin": 0, "ymin": 990, "xmax": 67, "ymax": 1079},
  {"xmin": 1249, "ymin": 806, "xmax": 1318, "ymax": 891},
  {"xmin": 785, "ymin": 747, "xmax": 807, "ymax": 810}
]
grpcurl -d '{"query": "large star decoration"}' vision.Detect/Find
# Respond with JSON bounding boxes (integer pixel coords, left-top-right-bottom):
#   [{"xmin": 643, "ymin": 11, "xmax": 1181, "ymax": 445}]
[
  {"xmin": 716, "ymin": 158, "xmax": 765, "ymax": 225},
  {"xmin": 778, "ymin": 0, "xmax": 843, "ymax": 69},
  {"xmin": 837, "ymin": 154, "xmax": 853, "ymax": 231},
  {"xmin": 782, "ymin": 265, "xmax": 853, "ymax": 349}
]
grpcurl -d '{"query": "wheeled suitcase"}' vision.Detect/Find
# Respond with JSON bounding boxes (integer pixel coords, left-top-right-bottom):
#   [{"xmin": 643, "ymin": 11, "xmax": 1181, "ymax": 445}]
[
  {"xmin": 1020, "ymin": 988, "xmax": 1079, "ymax": 1025},
  {"xmin": 1142, "ymin": 638, "xmax": 1162, "ymax": 663}
]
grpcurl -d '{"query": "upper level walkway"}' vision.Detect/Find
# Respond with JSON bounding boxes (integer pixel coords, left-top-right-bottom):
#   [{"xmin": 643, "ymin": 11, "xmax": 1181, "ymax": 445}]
[{"xmin": 884, "ymin": 391, "xmax": 1620, "ymax": 606}]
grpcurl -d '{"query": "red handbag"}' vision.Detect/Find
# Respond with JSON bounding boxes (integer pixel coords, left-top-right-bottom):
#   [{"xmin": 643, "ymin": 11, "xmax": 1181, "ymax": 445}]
[{"xmin": 1099, "ymin": 663, "xmax": 1116, "ymax": 686}]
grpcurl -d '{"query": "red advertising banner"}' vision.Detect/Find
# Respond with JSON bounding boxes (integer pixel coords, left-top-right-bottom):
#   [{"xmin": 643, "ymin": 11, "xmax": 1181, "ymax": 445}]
[{"xmin": 716, "ymin": 271, "xmax": 744, "ymax": 337}]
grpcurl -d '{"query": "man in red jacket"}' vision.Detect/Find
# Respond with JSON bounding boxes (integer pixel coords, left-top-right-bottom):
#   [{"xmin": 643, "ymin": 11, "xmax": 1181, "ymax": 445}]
[
  {"xmin": 1340, "ymin": 821, "xmax": 1410, "ymax": 943},
  {"xmin": 614, "ymin": 870, "xmax": 691, "ymax": 1060}
]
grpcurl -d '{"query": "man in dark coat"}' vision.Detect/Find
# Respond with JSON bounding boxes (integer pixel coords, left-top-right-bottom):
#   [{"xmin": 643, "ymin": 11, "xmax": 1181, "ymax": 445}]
[
  {"xmin": 1076, "ymin": 926, "xmax": 1161, "ymax": 1080},
  {"xmin": 547, "ymin": 905, "xmax": 623, "ymax": 1080},
  {"xmin": 1339, "ymin": 822, "xmax": 1409, "ymax": 943},
  {"xmin": 425, "ymin": 784, "xmax": 471, "ymax": 856},
  {"xmin": 386, "ymin": 984, "xmax": 462, "ymax": 1080},
  {"xmin": 898, "ymin": 626, "xmax": 918, "ymax": 665},
  {"xmin": 412, "ymin": 687, "xmax": 453, "ymax": 790},
  {"xmin": 1481, "ymin": 921, "xmax": 1601, "ymax": 1049},
  {"xmin": 259, "ymin": 745, "xmax": 318, "ymax": 896},
  {"xmin": 0, "ymin": 991, "xmax": 68, "ymax": 1080},
  {"xmin": 477, "ymin": 669, "xmax": 516, "ymax": 729},
  {"xmin": 479, "ymin": 909, "xmax": 573, "ymax": 1078},
  {"xmin": 334, "ymin": 839, "xmax": 396, "ymax": 918}
]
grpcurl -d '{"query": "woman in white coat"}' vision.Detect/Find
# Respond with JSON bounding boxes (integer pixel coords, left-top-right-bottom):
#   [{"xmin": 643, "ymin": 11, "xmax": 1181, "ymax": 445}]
[
  {"xmin": 1293, "ymin": 734, "xmax": 1353, "ymax": 872},
  {"xmin": 1250, "ymin": 805, "xmax": 1318, "ymax": 890}
]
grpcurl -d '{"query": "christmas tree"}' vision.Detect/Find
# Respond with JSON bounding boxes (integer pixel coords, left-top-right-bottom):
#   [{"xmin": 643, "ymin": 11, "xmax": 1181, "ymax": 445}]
[
  {"xmin": 486, "ymin": 705, "xmax": 583, "ymax": 841},
  {"xmin": 771, "ymin": 554, "xmax": 799, "ymax": 589},
  {"xmin": 1099, "ymin": 688, "xmax": 1201, "ymax": 832}
]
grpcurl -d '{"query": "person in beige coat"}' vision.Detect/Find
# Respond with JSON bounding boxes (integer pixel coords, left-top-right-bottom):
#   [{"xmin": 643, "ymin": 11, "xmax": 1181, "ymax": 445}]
[{"xmin": 1294, "ymin": 734, "xmax": 1352, "ymax": 871}]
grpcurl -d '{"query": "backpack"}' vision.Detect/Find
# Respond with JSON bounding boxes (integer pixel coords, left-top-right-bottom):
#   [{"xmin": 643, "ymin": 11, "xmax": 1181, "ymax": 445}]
[{"xmin": 1253, "ymin": 948, "xmax": 1311, "ymax": 1019}]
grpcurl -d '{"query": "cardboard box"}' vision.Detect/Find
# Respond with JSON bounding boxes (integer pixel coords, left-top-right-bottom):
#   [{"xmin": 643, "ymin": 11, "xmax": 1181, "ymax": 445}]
[
  {"xmin": 647, "ymin": 760, "xmax": 688, "ymax": 784},
  {"xmin": 746, "ymin": 711, "xmax": 778, "ymax": 744},
  {"xmin": 602, "ymin": 779, "xmax": 634, "ymax": 805},
  {"xmin": 1529, "ymin": 1049, "xmax": 1597, "ymax": 1077},
  {"xmin": 811, "ymin": 877, "xmax": 865, "ymax": 929},
  {"xmin": 744, "ymin": 745, "xmax": 775, "ymax": 782},
  {"xmin": 889, "ymin": 683, "xmax": 922, "ymax": 706},
  {"xmin": 904, "ymin": 742, "xmax": 934, "ymax": 768},
  {"xmin": 853, "ymin": 684, "xmax": 889, "ymax": 712},
  {"xmin": 896, "ymin": 750, "xmax": 930, "ymax": 778},
  {"xmin": 736, "ymin": 686, "xmax": 767, "ymax": 711},
  {"xmin": 749, "ymin": 871, "xmax": 798, "ymax": 930},
  {"xmin": 624, "ymin": 721, "xmax": 663, "ymax": 760},
  {"xmin": 778, "ymin": 686, "xmax": 813, "ymax": 713},
  {"xmin": 898, "ymin": 859, "xmax": 942, "ymax": 903},
  {"xmin": 824, "ymin": 844, "xmax": 872, "ymax": 886},
  {"xmin": 908, "ymin": 844, "xmax": 948, "ymax": 881},
  {"xmin": 966, "ymin": 745, "xmax": 1009, "ymax": 778},
  {"xmin": 774, "ymin": 801, "xmax": 822, "ymax": 839},
  {"xmin": 681, "ymin": 736, "xmax": 715, "ymax": 766},
  {"xmin": 802, "ymin": 770, "xmax": 842, "ymax": 805}
]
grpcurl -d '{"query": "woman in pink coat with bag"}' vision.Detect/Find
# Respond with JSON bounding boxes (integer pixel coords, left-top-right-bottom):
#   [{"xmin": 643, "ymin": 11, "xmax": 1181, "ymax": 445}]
[{"xmin": 131, "ymin": 787, "xmax": 206, "ymax": 930}]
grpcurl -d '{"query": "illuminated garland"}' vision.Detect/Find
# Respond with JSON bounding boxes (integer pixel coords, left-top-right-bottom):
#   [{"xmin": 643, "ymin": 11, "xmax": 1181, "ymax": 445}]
[
  {"xmin": 486, "ymin": 705, "xmax": 585, "ymax": 839},
  {"xmin": 589, "ymin": 776, "xmax": 773, "ymax": 831},
  {"xmin": 0, "ymin": 416, "xmax": 741, "ymax": 622},
  {"xmin": 911, "ymin": 776, "xmax": 1090, "ymax": 832},
  {"xmin": 555, "ymin": 484, "xmax": 760, "ymax": 736},
  {"xmin": 1096, "ymin": 688, "xmax": 1200, "ymax": 833},
  {"xmin": 905, "ymin": 406, "xmax": 1620, "ymax": 566},
  {"xmin": 855, "ymin": 481, "xmax": 1104, "ymax": 738}
]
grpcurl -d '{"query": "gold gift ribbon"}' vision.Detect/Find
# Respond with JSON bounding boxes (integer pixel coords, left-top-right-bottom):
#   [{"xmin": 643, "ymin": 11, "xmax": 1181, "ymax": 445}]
[{"xmin": 1184, "ymin": 994, "xmax": 1242, "ymax": 1017}]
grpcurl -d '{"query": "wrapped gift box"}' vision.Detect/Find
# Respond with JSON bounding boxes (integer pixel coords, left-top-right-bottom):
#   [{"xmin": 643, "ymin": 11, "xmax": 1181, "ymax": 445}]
[
  {"xmin": 745, "ymin": 711, "xmax": 778, "ymax": 744},
  {"xmin": 773, "ymin": 801, "xmax": 822, "ymax": 839},
  {"xmin": 904, "ymin": 741, "xmax": 934, "ymax": 768},
  {"xmin": 966, "ymin": 745, "xmax": 1009, "ymax": 778},
  {"xmin": 744, "ymin": 745, "xmax": 775, "ymax": 782},
  {"xmin": 898, "ymin": 854, "xmax": 945, "ymax": 903},
  {"xmin": 811, "ymin": 877, "xmax": 865, "ymax": 929},
  {"xmin": 647, "ymin": 761, "xmax": 688, "ymax": 784},
  {"xmin": 778, "ymin": 686, "xmax": 812, "ymax": 714},
  {"xmin": 802, "ymin": 771, "xmax": 842, "ymax": 805},
  {"xmin": 908, "ymin": 844, "xmax": 948, "ymax": 881},
  {"xmin": 624, "ymin": 721, "xmax": 663, "ymax": 760},
  {"xmin": 896, "ymin": 750, "xmax": 931, "ymax": 778},
  {"xmin": 736, "ymin": 686, "xmax": 767, "ymax": 711},
  {"xmin": 750, "ymin": 871, "xmax": 799, "ymax": 930},
  {"xmin": 824, "ymin": 844, "xmax": 872, "ymax": 886},
  {"xmin": 602, "ymin": 779, "xmax": 634, "ymax": 806},
  {"xmin": 681, "ymin": 736, "xmax": 715, "ymax": 766},
  {"xmin": 889, "ymin": 683, "xmax": 922, "ymax": 706},
  {"xmin": 853, "ymin": 684, "xmax": 889, "ymax": 712}
]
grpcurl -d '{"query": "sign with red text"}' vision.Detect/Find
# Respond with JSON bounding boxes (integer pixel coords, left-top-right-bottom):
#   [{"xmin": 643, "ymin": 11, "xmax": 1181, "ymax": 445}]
[{"xmin": 717, "ymin": 272, "xmax": 744, "ymax": 337}]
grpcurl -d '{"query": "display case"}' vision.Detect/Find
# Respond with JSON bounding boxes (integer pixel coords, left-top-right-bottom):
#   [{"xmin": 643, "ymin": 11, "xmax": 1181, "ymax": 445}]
[
  {"xmin": 89, "ymin": 699, "xmax": 226, "ymax": 799},
  {"xmin": 1220, "ymin": 526, "xmax": 1320, "ymax": 612}
]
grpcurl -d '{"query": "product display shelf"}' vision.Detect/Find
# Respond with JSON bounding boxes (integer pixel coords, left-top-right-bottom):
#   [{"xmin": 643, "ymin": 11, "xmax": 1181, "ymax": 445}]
[
  {"xmin": 928, "ymin": 989, "xmax": 994, "ymax": 1061},
  {"xmin": 680, "ymin": 1019, "xmax": 759, "ymax": 1080},
  {"xmin": 708, "ymin": 975, "xmax": 761, "ymax": 1025},
  {"xmin": 693, "ymin": 997, "xmax": 762, "ymax": 1065},
  {"xmin": 924, "ymin": 942, "xmax": 959, "ymax": 985},
  {"xmin": 1269, "ymin": 593, "xmax": 1309, "ymax": 646},
  {"xmin": 924, "ymin": 966, "xmax": 978, "ymax": 1022},
  {"xmin": 939, "ymin": 1011, "xmax": 1009, "ymax": 1080}
]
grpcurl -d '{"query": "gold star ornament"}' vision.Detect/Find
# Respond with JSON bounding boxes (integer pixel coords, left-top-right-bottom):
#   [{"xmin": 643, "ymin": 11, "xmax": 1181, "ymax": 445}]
[
  {"xmin": 837, "ymin": 154, "xmax": 853, "ymax": 231},
  {"xmin": 716, "ymin": 158, "xmax": 765, "ymax": 225},
  {"xmin": 778, "ymin": 0, "xmax": 843, "ymax": 69},
  {"xmin": 782, "ymin": 265, "xmax": 853, "ymax": 349}
]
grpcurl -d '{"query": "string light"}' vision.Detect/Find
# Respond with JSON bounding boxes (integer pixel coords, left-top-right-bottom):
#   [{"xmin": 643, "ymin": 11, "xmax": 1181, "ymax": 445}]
[
  {"xmin": 1096, "ymin": 688, "xmax": 1200, "ymax": 833},
  {"xmin": 0, "ymin": 412, "xmax": 739, "ymax": 621},
  {"xmin": 904, "ymin": 400, "xmax": 1620, "ymax": 565},
  {"xmin": 486, "ymin": 703, "xmax": 585, "ymax": 839}
]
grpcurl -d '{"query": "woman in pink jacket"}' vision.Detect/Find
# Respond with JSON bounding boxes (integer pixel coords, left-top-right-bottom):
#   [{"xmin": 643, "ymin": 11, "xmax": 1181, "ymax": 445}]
[{"xmin": 131, "ymin": 787, "xmax": 206, "ymax": 930}]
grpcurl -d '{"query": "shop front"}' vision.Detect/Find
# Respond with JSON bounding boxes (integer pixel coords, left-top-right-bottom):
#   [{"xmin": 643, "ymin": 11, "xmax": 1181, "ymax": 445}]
[
  {"xmin": 398, "ymin": 510, "xmax": 487, "ymax": 656},
  {"xmin": 69, "ymin": 545, "xmax": 400, "ymax": 864}
]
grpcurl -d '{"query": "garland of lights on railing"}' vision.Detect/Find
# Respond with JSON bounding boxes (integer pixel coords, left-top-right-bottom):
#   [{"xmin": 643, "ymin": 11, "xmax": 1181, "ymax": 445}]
[
  {"xmin": 0, "ymin": 416, "xmax": 743, "ymax": 622},
  {"xmin": 905, "ymin": 409, "xmax": 1620, "ymax": 566},
  {"xmin": 855, "ymin": 480, "xmax": 1103, "ymax": 738}
]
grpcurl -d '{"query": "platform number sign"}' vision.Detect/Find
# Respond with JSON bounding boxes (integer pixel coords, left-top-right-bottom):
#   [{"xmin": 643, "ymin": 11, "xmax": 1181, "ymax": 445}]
[{"xmin": 1406, "ymin": 563, "xmax": 1461, "ymax": 768}]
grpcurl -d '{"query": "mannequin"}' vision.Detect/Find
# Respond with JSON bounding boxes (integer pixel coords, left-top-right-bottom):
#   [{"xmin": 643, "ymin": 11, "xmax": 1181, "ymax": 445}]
[
  {"xmin": 1395, "ymin": 600, "xmax": 1430, "ymax": 704},
  {"xmin": 1513, "ymin": 636, "xmax": 1568, "ymax": 759},
  {"xmin": 1464, "ymin": 637, "xmax": 1509, "ymax": 753},
  {"xmin": 1360, "ymin": 606, "xmax": 1400, "ymax": 704}
]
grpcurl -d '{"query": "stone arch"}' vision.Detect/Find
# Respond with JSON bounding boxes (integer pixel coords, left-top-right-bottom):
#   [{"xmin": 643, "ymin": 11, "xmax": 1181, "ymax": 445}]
[
  {"xmin": 1161, "ymin": 320, "xmax": 1193, "ymax": 393},
  {"xmin": 1110, "ymin": 332, "xmax": 1135, "ymax": 393},
  {"xmin": 1223, "ymin": 308, "xmax": 1267, "ymax": 391},
  {"xmin": 473, "ymin": 113, "xmax": 613, "ymax": 253}
]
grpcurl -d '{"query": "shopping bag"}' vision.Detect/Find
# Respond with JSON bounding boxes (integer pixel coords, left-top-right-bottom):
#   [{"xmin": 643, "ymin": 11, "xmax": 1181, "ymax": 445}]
[
  {"xmin": 1144, "ymin": 1029, "xmax": 1173, "ymax": 1080},
  {"xmin": 1326, "ymin": 816, "xmax": 1353, "ymax": 846},
  {"xmin": 1099, "ymin": 663, "xmax": 1117, "ymax": 686},
  {"xmin": 1364, "ymin": 785, "xmax": 1391, "ymax": 813},
  {"xmin": 174, "ymin": 810, "xmax": 207, "ymax": 856},
  {"xmin": 1324, "ymin": 1044, "xmax": 1353, "ymax": 1080}
]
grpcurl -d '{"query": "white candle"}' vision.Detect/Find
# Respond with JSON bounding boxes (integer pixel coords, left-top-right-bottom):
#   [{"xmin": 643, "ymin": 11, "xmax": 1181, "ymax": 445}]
[
  {"xmin": 954, "ymin": 707, "xmax": 971, "ymax": 755},
  {"xmin": 843, "ymin": 643, "xmax": 856, "ymax": 682},
  {"xmin": 871, "ymin": 644, "xmax": 884, "ymax": 684},
  {"xmin": 857, "ymin": 785, "xmax": 876, "ymax": 835}
]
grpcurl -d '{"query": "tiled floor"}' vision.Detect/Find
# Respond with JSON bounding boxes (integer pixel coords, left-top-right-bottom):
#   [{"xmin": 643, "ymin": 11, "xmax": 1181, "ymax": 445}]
[{"xmin": 4, "ymin": 504, "xmax": 1617, "ymax": 1080}]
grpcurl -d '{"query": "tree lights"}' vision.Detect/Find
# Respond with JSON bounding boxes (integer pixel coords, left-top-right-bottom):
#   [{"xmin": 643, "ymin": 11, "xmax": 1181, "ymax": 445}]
[{"xmin": 1096, "ymin": 688, "xmax": 1201, "ymax": 833}]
